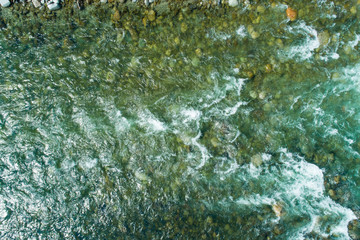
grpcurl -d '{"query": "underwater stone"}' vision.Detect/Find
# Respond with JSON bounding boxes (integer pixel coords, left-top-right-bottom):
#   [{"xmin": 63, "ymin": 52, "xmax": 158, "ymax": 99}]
[
  {"xmin": 251, "ymin": 154, "xmax": 262, "ymax": 167},
  {"xmin": 148, "ymin": 10, "xmax": 156, "ymax": 21},
  {"xmin": 47, "ymin": 1, "xmax": 60, "ymax": 10},
  {"xmin": 181, "ymin": 22, "xmax": 188, "ymax": 33},
  {"xmin": 348, "ymin": 220, "xmax": 360, "ymax": 240},
  {"xmin": 247, "ymin": 25, "xmax": 260, "ymax": 39},
  {"xmin": 100, "ymin": 0, "xmax": 107, "ymax": 3},
  {"xmin": 258, "ymin": 91, "xmax": 266, "ymax": 100},
  {"xmin": 32, "ymin": 0, "xmax": 41, "ymax": 7},
  {"xmin": 350, "ymin": 6, "xmax": 357, "ymax": 14},
  {"xmin": 249, "ymin": 91, "xmax": 257, "ymax": 99},
  {"xmin": 195, "ymin": 48, "xmax": 202, "ymax": 57},
  {"xmin": 272, "ymin": 204, "xmax": 283, "ymax": 217},
  {"xmin": 318, "ymin": 30, "xmax": 330, "ymax": 48},
  {"xmin": 228, "ymin": 0, "xmax": 238, "ymax": 7},
  {"xmin": 343, "ymin": 45, "xmax": 352, "ymax": 55},
  {"xmin": 113, "ymin": 10, "xmax": 121, "ymax": 22},
  {"xmin": 256, "ymin": 5, "xmax": 266, "ymax": 13},
  {"xmin": 0, "ymin": 0, "xmax": 11, "ymax": 7},
  {"xmin": 263, "ymin": 103, "xmax": 271, "ymax": 112},
  {"xmin": 174, "ymin": 37, "xmax": 180, "ymax": 45},
  {"xmin": 191, "ymin": 57, "xmax": 200, "ymax": 67},
  {"xmin": 265, "ymin": 64, "xmax": 272, "ymax": 73}
]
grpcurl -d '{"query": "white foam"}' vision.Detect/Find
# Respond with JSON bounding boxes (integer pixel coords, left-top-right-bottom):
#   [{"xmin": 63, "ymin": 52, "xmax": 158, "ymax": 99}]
[
  {"xmin": 205, "ymin": 28, "xmax": 232, "ymax": 41},
  {"xmin": 181, "ymin": 109, "xmax": 201, "ymax": 123},
  {"xmin": 102, "ymin": 101, "xmax": 130, "ymax": 133},
  {"xmin": 236, "ymin": 194, "xmax": 275, "ymax": 206},
  {"xmin": 223, "ymin": 101, "xmax": 246, "ymax": 116},
  {"xmin": 236, "ymin": 25, "xmax": 247, "ymax": 38},
  {"xmin": 214, "ymin": 157, "xmax": 240, "ymax": 180},
  {"xmin": 0, "ymin": 199, "xmax": 6, "ymax": 220},
  {"xmin": 280, "ymin": 21, "xmax": 319, "ymax": 61},
  {"xmin": 349, "ymin": 34, "xmax": 360, "ymax": 48},
  {"xmin": 231, "ymin": 149, "xmax": 356, "ymax": 239},
  {"xmin": 192, "ymin": 131, "xmax": 210, "ymax": 169},
  {"xmin": 137, "ymin": 109, "xmax": 166, "ymax": 132},
  {"xmin": 79, "ymin": 157, "xmax": 98, "ymax": 170}
]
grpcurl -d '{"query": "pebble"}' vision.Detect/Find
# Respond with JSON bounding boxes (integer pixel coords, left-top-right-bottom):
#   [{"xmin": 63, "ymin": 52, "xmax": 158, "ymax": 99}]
[
  {"xmin": 350, "ymin": 6, "xmax": 357, "ymax": 14},
  {"xmin": 113, "ymin": 10, "xmax": 121, "ymax": 22},
  {"xmin": 135, "ymin": 171, "xmax": 148, "ymax": 181},
  {"xmin": 47, "ymin": 0, "xmax": 60, "ymax": 11},
  {"xmin": 258, "ymin": 91, "xmax": 266, "ymax": 100},
  {"xmin": 251, "ymin": 154, "xmax": 262, "ymax": 167},
  {"xmin": 228, "ymin": 0, "xmax": 238, "ymax": 7},
  {"xmin": 148, "ymin": 10, "xmax": 156, "ymax": 22},
  {"xmin": 181, "ymin": 22, "xmax": 188, "ymax": 33},
  {"xmin": 263, "ymin": 103, "xmax": 271, "ymax": 112},
  {"xmin": 256, "ymin": 5, "xmax": 266, "ymax": 14},
  {"xmin": 247, "ymin": 25, "xmax": 260, "ymax": 39},
  {"xmin": 331, "ymin": 72, "xmax": 340, "ymax": 79},
  {"xmin": 348, "ymin": 220, "xmax": 360, "ymax": 240},
  {"xmin": 174, "ymin": 37, "xmax": 180, "ymax": 45},
  {"xmin": 32, "ymin": 0, "xmax": 41, "ymax": 7},
  {"xmin": 195, "ymin": 48, "xmax": 202, "ymax": 57},
  {"xmin": 191, "ymin": 57, "xmax": 200, "ymax": 67},
  {"xmin": 344, "ymin": 45, "xmax": 352, "ymax": 55},
  {"xmin": 0, "ymin": 0, "xmax": 11, "ymax": 7},
  {"xmin": 249, "ymin": 91, "xmax": 257, "ymax": 99},
  {"xmin": 265, "ymin": 64, "xmax": 272, "ymax": 73},
  {"xmin": 100, "ymin": 0, "xmax": 107, "ymax": 3},
  {"xmin": 276, "ymin": 39, "xmax": 283, "ymax": 48},
  {"xmin": 318, "ymin": 30, "xmax": 330, "ymax": 48},
  {"xmin": 272, "ymin": 204, "xmax": 282, "ymax": 217}
]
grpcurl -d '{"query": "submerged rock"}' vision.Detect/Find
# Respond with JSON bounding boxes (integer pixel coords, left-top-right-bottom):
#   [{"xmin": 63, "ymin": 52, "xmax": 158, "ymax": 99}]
[
  {"xmin": 251, "ymin": 154, "xmax": 262, "ymax": 167},
  {"xmin": 318, "ymin": 30, "xmax": 330, "ymax": 48},
  {"xmin": 32, "ymin": 0, "xmax": 41, "ymax": 8},
  {"xmin": 113, "ymin": 10, "xmax": 121, "ymax": 22},
  {"xmin": 348, "ymin": 220, "xmax": 360, "ymax": 240},
  {"xmin": 228, "ymin": 0, "xmax": 238, "ymax": 7},
  {"xmin": 0, "ymin": 0, "xmax": 11, "ymax": 7},
  {"xmin": 247, "ymin": 25, "xmax": 260, "ymax": 39},
  {"xmin": 47, "ymin": 0, "xmax": 60, "ymax": 11},
  {"xmin": 272, "ymin": 204, "xmax": 283, "ymax": 217},
  {"xmin": 148, "ymin": 10, "xmax": 156, "ymax": 22},
  {"xmin": 181, "ymin": 22, "xmax": 188, "ymax": 33}
]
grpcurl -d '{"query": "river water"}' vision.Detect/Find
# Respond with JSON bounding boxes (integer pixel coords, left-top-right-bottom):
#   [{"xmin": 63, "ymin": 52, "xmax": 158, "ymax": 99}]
[{"xmin": 0, "ymin": 1, "xmax": 360, "ymax": 239}]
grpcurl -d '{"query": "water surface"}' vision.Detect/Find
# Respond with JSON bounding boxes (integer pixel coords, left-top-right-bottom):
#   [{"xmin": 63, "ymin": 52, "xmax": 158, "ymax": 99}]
[{"xmin": 0, "ymin": 1, "xmax": 360, "ymax": 239}]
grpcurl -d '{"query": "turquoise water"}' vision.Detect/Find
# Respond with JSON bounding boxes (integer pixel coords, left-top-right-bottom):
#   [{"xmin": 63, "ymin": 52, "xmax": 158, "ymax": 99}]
[{"xmin": 0, "ymin": 1, "xmax": 360, "ymax": 239}]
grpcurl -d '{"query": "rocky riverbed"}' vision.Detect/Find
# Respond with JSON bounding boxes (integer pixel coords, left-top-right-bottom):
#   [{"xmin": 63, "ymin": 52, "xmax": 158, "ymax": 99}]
[{"xmin": 1, "ymin": 0, "xmax": 360, "ymax": 239}]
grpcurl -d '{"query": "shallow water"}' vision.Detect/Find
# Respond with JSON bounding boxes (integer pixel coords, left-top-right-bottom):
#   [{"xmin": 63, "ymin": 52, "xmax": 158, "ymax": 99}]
[{"xmin": 0, "ymin": 1, "xmax": 360, "ymax": 239}]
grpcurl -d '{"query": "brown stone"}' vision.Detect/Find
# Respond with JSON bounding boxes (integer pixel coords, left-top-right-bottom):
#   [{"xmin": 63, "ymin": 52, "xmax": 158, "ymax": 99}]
[{"xmin": 286, "ymin": 7, "xmax": 297, "ymax": 21}]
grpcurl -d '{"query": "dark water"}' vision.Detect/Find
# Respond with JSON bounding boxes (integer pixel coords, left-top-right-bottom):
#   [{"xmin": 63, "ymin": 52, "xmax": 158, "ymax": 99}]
[{"xmin": 0, "ymin": 1, "xmax": 360, "ymax": 239}]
